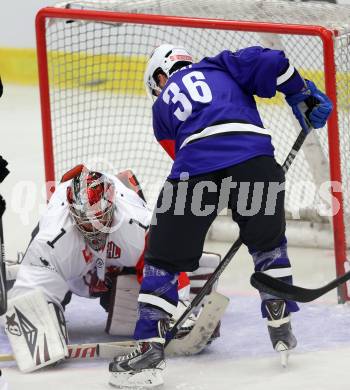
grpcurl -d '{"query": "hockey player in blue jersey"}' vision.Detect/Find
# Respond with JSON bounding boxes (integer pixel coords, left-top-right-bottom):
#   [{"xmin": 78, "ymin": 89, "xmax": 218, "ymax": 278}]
[{"xmin": 109, "ymin": 44, "xmax": 332, "ymax": 388}]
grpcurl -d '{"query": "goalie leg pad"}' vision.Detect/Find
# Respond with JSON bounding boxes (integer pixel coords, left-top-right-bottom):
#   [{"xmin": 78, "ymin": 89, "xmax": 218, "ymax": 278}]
[
  {"xmin": 6, "ymin": 263, "xmax": 20, "ymax": 281},
  {"xmin": 188, "ymin": 252, "xmax": 221, "ymax": 298},
  {"xmin": 49, "ymin": 302, "xmax": 69, "ymax": 347},
  {"xmin": 5, "ymin": 288, "xmax": 68, "ymax": 372},
  {"xmin": 106, "ymin": 274, "xmax": 140, "ymax": 336}
]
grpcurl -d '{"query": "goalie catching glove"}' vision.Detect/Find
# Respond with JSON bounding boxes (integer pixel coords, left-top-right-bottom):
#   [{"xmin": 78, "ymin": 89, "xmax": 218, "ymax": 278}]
[{"xmin": 285, "ymin": 79, "xmax": 333, "ymax": 133}]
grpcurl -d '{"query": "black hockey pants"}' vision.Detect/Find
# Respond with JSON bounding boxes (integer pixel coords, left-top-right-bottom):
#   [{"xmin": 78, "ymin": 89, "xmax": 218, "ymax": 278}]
[{"xmin": 145, "ymin": 156, "xmax": 286, "ymax": 273}]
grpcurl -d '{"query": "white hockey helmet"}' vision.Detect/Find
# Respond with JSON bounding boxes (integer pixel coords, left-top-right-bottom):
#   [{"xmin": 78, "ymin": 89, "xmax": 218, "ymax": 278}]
[{"xmin": 144, "ymin": 44, "xmax": 193, "ymax": 99}]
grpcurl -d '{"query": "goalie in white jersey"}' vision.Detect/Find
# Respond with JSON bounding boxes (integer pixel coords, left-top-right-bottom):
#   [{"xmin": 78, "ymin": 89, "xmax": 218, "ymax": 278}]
[
  {"xmin": 5, "ymin": 166, "xmax": 219, "ymax": 372},
  {"xmin": 11, "ymin": 167, "xmax": 151, "ymax": 306}
]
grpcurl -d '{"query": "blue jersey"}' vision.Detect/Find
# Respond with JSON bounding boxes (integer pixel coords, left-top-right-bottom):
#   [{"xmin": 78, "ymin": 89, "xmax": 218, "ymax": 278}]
[{"xmin": 152, "ymin": 46, "xmax": 304, "ymax": 179}]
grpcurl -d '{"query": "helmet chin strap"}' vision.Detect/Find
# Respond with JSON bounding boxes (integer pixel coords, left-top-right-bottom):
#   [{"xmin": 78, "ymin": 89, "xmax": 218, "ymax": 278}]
[
  {"xmin": 86, "ymin": 231, "xmax": 108, "ymax": 251},
  {"xmin": 86, "ymin": 233, "xmax": 108, "ymax": 281}
]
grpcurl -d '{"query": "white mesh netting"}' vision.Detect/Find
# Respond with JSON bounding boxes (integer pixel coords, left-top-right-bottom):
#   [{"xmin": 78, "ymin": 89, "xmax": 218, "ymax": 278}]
[{"xmin": 39, "ymin": 0, "xmax": 350, "ymax": 247}]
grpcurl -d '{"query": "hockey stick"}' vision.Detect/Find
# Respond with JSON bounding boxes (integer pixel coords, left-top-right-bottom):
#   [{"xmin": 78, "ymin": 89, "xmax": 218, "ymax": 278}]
[
  {"xmin": 250, "ymin": 269, "xmax": 350, "ymax": 303},
  {"xmin": 0, "ymin": 195, "xmax": 7, "ymax": 316},
  {"xmin": 0, "ymin": 341, "xmax": 136, "ymax": 362},
  {"xmin": 165, "ymin": 130, "xmax": 307, "ymax": 345},
  {"xmin": 0, "ymin": 156, "xmax": 9, "ymax": 316},
  {"xmin": 0, "ymin": 292, "xmax": 229, "ymax": 362},
  {"xmin": 165, "ymin": 291, "xmax": 229, "ymax": 356}
]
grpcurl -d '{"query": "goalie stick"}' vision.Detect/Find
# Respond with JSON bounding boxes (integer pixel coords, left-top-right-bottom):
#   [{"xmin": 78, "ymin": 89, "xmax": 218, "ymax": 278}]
[
  {"xmin": 0, "ymin": 341, "xmax": 134, "ymax": 363},
  {"xmin": 250, "ymin": 270, "xmax": 350, "ymax": 303},
  {"xmin": 0, "ymin": 156, "xmax": 9, "ymax": 316},
  {"xmin": 0, "ymin": 195, "xmax": 7, "ymax": 316},
  {"xmin": 165, "ymin": 130, "xmax": 307, "ymax": 345},
  {"xmin": 0, "ymin": 291, "xmax": 228, "ymax": 362},
  {"xmin": 165, "ymin": 291, "xmax": 229, "ymax": 356}
]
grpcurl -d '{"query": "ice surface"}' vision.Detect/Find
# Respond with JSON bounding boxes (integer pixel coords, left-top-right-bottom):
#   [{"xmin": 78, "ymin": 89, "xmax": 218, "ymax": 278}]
[
  {"xmin": 2, "ymin": 290, "xmax": 350, "ymax": 390},
  {"xmin": 1, "ymin": 85, "xmax": 349, "ymax": 389},
  {"xmin": 1, "ymin": 241, "xmax": 350, "ymax": 390}
]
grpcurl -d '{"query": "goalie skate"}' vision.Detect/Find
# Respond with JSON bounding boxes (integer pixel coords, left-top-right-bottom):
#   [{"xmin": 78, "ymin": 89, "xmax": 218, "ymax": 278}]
[{"xmin": 265, "ymin": 300, "xmax": 297, "ymax": 367}]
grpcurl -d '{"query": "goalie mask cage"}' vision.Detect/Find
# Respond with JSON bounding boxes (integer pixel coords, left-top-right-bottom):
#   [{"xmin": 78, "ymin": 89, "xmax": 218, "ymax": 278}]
[{"xmin": 36, "ymin": 0, "xmax": 350, "ymax": 302}]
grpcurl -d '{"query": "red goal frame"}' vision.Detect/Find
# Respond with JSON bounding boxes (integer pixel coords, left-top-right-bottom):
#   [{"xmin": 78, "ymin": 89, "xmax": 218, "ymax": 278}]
[{"xmin": 35, "ymin": 7, "xmax": 348, "ymax": 302}]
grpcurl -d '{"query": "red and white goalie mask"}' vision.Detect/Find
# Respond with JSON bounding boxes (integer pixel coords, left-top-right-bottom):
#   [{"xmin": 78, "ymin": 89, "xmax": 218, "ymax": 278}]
[{"xmin": 66, "ymin": 169, "xmax": 115, "ymax": 251}]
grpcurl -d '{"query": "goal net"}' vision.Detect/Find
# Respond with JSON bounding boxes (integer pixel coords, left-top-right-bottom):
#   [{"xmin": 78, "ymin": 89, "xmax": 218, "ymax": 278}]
[{"xmin": 35, "ymin": 0, "xmax": 350, "ymax": 301}]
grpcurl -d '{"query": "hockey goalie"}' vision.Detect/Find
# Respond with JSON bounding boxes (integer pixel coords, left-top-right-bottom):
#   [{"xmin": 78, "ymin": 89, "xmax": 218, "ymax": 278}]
[{"xmin": 3, "ymin": 165, "xmax": 220, "ymax": 372}]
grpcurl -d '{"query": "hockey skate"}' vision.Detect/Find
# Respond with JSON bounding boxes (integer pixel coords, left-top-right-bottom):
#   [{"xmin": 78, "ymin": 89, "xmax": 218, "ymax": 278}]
[
  {"xmin": 109, "ymin": 321, "xmax": 167, "ymax": 389},
  {"xmin": 265, "ymin": 299, "xmax": 297, "ymax": 367}
]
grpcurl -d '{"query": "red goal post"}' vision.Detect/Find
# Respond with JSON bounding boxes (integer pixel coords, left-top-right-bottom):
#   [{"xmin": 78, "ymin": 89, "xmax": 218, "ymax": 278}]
[{"xmin": 35, "ymin": 3, "xmax": 349, "ymax": 302}]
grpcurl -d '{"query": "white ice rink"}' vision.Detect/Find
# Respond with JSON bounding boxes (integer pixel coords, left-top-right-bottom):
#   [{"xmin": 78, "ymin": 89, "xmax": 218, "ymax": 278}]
[{"xmin": 1, "ymin": 85, "xmax": 350, "ymax": 390}]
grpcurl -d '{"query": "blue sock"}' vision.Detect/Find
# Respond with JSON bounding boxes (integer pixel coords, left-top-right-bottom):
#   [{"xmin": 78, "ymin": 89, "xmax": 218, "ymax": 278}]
[
  {"xmin": 134, "ymin": 263, "xmax": 178, "ymax": 340},
  {"xmin": 249, "ymin": 238, "xmax": 299, "ymax": 317}
]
